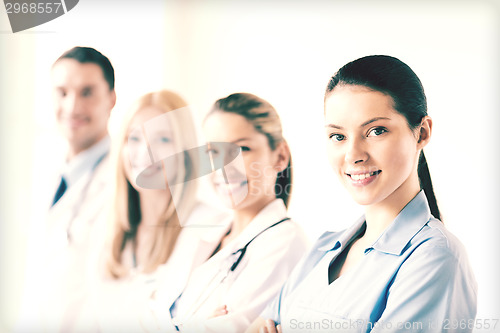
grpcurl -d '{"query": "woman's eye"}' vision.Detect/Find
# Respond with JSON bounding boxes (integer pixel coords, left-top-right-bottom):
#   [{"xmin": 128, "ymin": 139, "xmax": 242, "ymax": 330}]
[
  {"xmin": 367, "ymin": 127, "xmax": 388, "ymax": 137},
  {"xmin": 129, "ymin": 135, "xmax": 140, "ymax": 142},
  {"xmin": 240, "ymin": 146, "xmax": 250, "ymax": 152},
  {"xmin": 159, "ymin": 136, "xmax": 171, "ymax": 143},
  {"xmin": 329, "ymin": 133, "xmax": 345, "ymax": 142}
]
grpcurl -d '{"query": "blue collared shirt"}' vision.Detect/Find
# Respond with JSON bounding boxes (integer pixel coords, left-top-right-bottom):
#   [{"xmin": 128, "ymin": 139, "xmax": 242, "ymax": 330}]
[
  {"xmin": 262, "ymin": 191, "xmax": 477, "ymax": 332},
  {"xmin": 60, "ymin": 136, "xmax": 110, "ymax": 189}
]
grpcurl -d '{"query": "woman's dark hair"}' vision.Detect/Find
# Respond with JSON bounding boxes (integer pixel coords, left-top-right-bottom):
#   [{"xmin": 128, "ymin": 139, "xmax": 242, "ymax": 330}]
[
  {"xmin": 206, "ymin": 93, "xmax": 292, "ymax": 208},
  {"xmin": 325, "ymin": 55, "xmax": 441, "ymax": 220}
]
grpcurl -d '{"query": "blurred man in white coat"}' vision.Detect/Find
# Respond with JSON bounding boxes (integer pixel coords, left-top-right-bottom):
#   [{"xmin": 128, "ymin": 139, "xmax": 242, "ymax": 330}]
[{"xmin": 17, "ymin": 46, "xmax": 116, "ymax": 333}]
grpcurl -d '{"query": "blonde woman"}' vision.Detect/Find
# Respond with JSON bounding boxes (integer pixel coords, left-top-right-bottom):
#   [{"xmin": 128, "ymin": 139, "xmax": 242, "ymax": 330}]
[
  {"xmin": 78, "ymin": 90, "xmax": 224, "ymax": 332},
  {"xmin": 106, "ymin": 89, "xmax": 199, "ymax": 279}
]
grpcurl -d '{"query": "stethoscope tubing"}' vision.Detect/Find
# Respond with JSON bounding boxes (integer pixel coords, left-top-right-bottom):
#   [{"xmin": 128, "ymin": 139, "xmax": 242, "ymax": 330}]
[{"xmin": 170, "ymin": 217, "xmax": 290, "ymax": 328}]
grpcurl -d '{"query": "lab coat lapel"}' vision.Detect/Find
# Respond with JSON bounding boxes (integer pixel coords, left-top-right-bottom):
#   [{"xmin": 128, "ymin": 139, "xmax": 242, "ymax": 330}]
[
  {"xmin": 193, "ymin": 217, "xmax": 233, "ymax": 267},
  {"xmin": 45, "ymin": 170, "xmax": 93, "ymax": 250},
  {"xmin": 44, "ymin": 156, "xmax": 111, "ymax": 252}
]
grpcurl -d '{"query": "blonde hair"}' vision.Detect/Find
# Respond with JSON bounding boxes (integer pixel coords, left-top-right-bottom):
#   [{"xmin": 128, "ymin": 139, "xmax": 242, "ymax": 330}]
[{"xmin": 106, "ymin": 90, "xmax": 198, "ymax": 278}]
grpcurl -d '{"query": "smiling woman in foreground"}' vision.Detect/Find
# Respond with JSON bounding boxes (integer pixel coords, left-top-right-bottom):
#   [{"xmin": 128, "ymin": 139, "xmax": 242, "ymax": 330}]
[{"xmin": 248, "ymin": 55, "xmax": 477, "ymax": 333}]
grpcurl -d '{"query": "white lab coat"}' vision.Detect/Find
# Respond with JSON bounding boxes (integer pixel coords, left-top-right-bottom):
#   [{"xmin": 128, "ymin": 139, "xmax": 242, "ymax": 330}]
[
  {"xmin": 79, "ymin": 202, "xmax": 230, "ymax": 333},
  {"xmin": 143, "ymin": 199, "xmax": 310, "ymax": 333},
  {"xmin": 18, "ymin": 154, "xmax": 112, "ymax": 333}
]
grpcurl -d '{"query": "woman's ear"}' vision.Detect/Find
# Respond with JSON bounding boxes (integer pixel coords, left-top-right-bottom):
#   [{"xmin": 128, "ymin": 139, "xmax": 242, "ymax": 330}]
[
  {"xmin": 274, "ymin": 141, "xmax": 291, "ymax": 173},
  {"xmin": 417, "ymin": 116, "xmax": 432, "ymax": 149}
]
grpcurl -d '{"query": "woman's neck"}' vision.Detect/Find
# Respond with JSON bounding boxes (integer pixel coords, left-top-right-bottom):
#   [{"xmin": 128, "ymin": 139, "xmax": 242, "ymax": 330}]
[
  {"xmin": 134, "ymin": 189, "xmax": 171, "ymax": 266},
  {"xmin": 363, "ymin": 175, "xmax": 421, "ymax": 243},
  {"xmin": 213, "ymin": 196, "xmax": 276, "ymax": 252},
  {"xmin": 138, "ymin": 189, "xmax": 171, "ymax": 227},
  {"xmin": 232, "ymin": 196, "xmax": 275, "ymax": 235}
]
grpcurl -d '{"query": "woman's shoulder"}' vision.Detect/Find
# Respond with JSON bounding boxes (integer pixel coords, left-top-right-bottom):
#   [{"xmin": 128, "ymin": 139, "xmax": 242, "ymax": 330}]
[
  {"xmin": 407, "ymin": 217, "xmax": 474, "ymax": 277},
  {"xmin": 412, "ymin": 217, "xmax": 467, "ymax": 256},
  {"xmin": 395, "ymin": 217, "xmax": 478, "ymax": 299},
  {"xmin": 235, "ymin": 217, "xmax": 311, "ymax": 270}
]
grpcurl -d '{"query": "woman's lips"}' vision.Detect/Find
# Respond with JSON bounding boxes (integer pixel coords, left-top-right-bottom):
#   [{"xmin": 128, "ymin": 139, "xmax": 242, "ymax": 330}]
[
  {"xmin": 133, "ymin": 163, "xmax": 162, "ymax": 177},
  {"xmin": 346, "ymin": 170, "xmax": 381, "ymax": 186},
  {"xmin": 214, "ymin": 179, "xmax": 248, "ymax": 207}
]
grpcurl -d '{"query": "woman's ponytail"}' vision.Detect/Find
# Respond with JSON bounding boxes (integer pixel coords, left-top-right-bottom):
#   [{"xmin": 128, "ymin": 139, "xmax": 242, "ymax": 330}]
[{"xmin": 418, "ymin": 151, "xmax": 441, "ymax": 220}]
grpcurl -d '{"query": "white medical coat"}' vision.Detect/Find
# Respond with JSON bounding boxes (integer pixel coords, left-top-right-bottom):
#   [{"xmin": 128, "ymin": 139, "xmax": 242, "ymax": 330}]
[
  {"xmin": 79, "ymin": 202, "xmax": 230, "ymax": 333},
  {"xmin": 146, "ymin": 198, "xmax": 310, "ymax": 333},
  {"xmin": 18, "ymin": 152, "xmax": 112, "ymax": 333}
]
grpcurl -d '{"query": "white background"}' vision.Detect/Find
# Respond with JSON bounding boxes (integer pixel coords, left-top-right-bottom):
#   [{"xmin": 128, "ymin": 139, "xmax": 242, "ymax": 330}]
[{"xmin": 1, "ymin": 0, "xmax": 499, "ymax": 331}]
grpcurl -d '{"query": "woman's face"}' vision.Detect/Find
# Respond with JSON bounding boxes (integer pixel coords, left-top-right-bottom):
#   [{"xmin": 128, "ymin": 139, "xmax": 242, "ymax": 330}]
[
  {"xmin": 122, "ymin": 106, "xmax": 177, "ymax": 191},
  {"xmin": 203, "ymin": 112, "xmax": 281, "ymax": 211},
  {"xmin": 324, "ymin": 85, "xmax": 422, "ymax": 208}
]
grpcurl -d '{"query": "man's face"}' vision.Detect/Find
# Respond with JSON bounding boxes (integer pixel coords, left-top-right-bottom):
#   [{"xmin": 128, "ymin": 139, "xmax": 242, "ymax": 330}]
[{"xmin": 51, "ymin": 58, "xmax": 115, "ymax": 158}]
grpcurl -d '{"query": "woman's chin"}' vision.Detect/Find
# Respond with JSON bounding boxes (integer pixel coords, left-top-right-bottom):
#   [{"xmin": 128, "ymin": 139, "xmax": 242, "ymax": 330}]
[
  {"xmin": 213, "ymin": 181, "xmax": 248, "ymax": 208},
  {"xmin": 347, "ymin": 190, "xmax": 377, "ymax": 207}
]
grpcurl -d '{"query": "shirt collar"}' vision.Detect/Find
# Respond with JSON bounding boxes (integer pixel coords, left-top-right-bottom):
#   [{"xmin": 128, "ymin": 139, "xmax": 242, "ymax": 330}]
[
  {"xmin": 317, "ymin": 190, "xmax": 431, "ymax": 256},
  {"xmin": 317, "ymin": 216, "xmax": 366, "ymax": 252},
  {"xmin": 61, "ymin": 136, "xmax": 110, "ymax": 187},
  {"xmin": 369, "ymin": 190, "xmax": 431, "ymax": 255},
  {"xmin": 200, "ymin": 198, "xmax": 288, "ymax": 248}
]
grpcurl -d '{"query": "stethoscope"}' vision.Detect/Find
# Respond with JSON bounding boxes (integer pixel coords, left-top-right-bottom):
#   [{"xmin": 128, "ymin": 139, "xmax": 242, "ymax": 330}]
[{"xmin": 169, "ymin": 217, "xmax": 291, "ymax": 330}]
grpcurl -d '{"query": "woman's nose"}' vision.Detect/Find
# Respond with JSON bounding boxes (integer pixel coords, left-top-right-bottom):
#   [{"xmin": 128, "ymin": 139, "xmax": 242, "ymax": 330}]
[
  {"xmin": 128, "ymin": 137, "xmax": 153, "ymax": 165},
  {"xmin": 136, "ymin": 144, "xmax": 154, "ymax": 165},
  {"xmin": 344, "ymin": 138, "xmax": 368, "ymax": 164}
]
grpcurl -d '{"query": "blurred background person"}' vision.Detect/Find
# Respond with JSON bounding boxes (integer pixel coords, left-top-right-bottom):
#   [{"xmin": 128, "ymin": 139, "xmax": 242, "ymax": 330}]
[
  {"xmin": 80, "ymin": 89, "xmax": 227, "ymax": 332},
  {"xmin": 16, "ymin": 46, "xmax": 116, "ymax": 333}
]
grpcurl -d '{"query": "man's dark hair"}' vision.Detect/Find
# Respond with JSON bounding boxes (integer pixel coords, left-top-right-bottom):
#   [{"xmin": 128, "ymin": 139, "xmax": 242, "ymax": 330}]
[{"xmin": 55, "ymin": 46, "xmax": 115, "ymax": 90}]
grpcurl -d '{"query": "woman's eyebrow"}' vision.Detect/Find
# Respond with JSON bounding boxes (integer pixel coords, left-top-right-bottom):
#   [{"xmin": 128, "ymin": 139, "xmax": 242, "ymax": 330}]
[
  {"xmin": 361, "ymin": 117, "xmax": 391, "ymax": 127},
  {"xmin": 324, "ymin": 117, "xmax": 391, "ymax": 130},
  {"xmin": 231, "ymin": 138, "xmax": 251, "ymax": 144},
  {"xmin": 151, "ymin": 130, "xmax": 173, "ymax": 135},
  {"xmin": 325, "ymin": 124, "xmax": 343, "ymax": 129}
]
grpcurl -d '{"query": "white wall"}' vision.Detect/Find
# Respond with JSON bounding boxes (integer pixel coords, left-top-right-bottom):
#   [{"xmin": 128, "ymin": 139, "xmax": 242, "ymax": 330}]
[{"xmin": 1, "ymin": 0, "xmax": 498, "ymax": 330}]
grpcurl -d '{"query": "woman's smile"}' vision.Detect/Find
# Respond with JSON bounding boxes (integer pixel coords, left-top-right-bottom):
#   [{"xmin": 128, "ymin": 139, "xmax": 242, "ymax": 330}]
[{"xmin": 346, "ymin": 170, "xmax": 382, "ymax": 187}]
